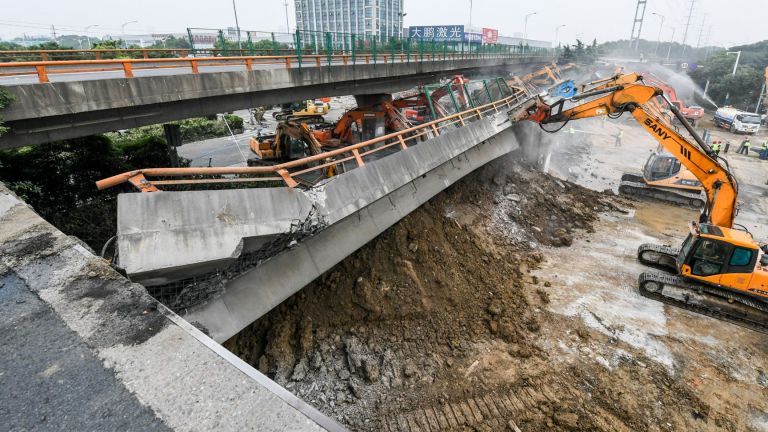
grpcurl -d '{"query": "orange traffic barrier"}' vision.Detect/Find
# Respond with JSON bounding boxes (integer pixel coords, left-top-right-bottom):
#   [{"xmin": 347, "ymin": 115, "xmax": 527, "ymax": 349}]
[{"xmin": 0, "ymin": 51, "xmax": 534, "ymax": 83}]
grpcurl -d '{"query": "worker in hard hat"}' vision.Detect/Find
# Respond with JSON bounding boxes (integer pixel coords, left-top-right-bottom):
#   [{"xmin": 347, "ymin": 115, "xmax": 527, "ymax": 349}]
[{"xmin": 614, "ymin": 129, "xmax": 624, "ymax": 147}]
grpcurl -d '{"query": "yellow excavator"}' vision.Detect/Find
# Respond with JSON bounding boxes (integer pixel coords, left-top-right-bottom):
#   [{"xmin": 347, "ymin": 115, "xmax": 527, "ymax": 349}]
[
  {"xmin": 248, "ymin": 121, "xmax": 339, "ymax": 178},
  {"xmin": 510, "ymin": 74, "xmax": 768, "ymax": 332}
]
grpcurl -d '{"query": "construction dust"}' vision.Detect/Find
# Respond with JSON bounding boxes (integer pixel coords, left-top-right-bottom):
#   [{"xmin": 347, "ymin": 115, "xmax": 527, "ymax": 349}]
[{"xmin": 223, "ymin": 145, "xmax": 752, "ymax": 431}]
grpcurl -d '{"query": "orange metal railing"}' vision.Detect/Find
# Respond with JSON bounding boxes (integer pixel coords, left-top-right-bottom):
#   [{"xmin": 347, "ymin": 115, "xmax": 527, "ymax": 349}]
[
  {"xmin": 96, "ymin": 90, "xmax": 529, "ymax": 192},
  {"xmin": 0, "ymin": 51, "xmax": 532, "ymax": 84}
]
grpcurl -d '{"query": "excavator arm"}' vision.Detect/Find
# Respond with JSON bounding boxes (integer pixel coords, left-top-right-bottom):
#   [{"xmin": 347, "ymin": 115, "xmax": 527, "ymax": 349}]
[{"xmin": 515, "ymin": 82, "xmax": 738, "ymax": 228}]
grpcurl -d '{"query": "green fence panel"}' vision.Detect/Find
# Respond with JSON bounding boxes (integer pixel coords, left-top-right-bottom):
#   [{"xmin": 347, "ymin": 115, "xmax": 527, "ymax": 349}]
[
  {"xmin": 295, "ymin": 30, "xmax": 302, "ymax": 67},
  {"xmin": 372, "ymin": 36, "xmax": 377, "ymax": 65}
]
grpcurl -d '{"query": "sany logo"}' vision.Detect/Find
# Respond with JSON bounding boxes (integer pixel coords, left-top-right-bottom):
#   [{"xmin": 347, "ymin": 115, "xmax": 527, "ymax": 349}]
[
  {"xmin": 595, "ymin": 108, "xmax": 607, "ymax": 115},
  {"xmin": 644, "ymin": 118, "xmax": 672, "ymax": 140}
]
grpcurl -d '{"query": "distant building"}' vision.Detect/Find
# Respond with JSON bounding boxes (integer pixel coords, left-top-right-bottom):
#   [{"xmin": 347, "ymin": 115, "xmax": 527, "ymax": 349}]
[
  {"xmin": 496, "ymin": 35, "xmax": 551, "ymax": 49},
  {"xmin": 295, "ymin": 0, "xmax": 403, "ymax": 39}
]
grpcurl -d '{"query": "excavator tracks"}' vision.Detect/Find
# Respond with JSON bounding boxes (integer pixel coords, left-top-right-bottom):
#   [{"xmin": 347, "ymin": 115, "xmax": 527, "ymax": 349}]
[
  {"xmin": 637, "ymin": 243, "xmax": 679, "ymax": 272},
  {"xmin": 638, "ymin": 271, "xmax": 768, "ymax": 334},
  {"xmin": 619, "ymin": 174, "xmax": 705, "ymax": 208}
]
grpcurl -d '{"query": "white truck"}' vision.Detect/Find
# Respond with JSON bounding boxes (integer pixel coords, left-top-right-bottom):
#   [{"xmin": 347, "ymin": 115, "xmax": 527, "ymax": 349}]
[{"xmin": 713, "ymin": 107, "xmax": 761, "ymax": 134}]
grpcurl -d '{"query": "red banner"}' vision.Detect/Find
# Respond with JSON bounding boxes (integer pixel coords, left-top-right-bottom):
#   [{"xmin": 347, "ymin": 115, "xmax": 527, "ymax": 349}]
[{"xmin": 482, "ymin": 28, "xmax": 498, "ymax": 44}]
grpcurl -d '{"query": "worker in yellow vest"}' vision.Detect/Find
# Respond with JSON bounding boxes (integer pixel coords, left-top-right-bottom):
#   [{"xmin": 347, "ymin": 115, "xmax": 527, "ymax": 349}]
[{"xmin": 711, "ymin": 140, "xmax": 721, "ymax": 156}]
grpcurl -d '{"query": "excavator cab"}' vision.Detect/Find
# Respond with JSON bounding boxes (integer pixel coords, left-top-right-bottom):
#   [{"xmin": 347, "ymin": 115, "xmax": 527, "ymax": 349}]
[
  {"xmin": 676, "ymin": 223, "xmax": 760, "ymax": 289},
  {"xmin": 643, "ymin": 153, "xmax": 681, "ymax": 182}
]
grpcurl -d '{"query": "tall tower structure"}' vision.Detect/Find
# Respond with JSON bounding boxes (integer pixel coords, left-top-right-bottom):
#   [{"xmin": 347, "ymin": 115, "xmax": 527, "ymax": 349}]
[{"xmin": 629, "ymin": 0, "xmax": 647, "ymax": 51}]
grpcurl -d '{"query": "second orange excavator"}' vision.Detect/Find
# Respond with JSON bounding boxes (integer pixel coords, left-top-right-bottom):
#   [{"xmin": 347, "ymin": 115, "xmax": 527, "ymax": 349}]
[
  {"xmin": 577, "ymin": 74, "xmax": 706, "ymax": 207},
  {"xmin": 509, "ymin": 73, "xmax": 768, "ymax": 333}
]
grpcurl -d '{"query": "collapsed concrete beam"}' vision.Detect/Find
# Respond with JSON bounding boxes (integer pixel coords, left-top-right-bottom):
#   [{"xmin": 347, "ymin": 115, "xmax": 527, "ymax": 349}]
[
  {"xmin": 186, "ymin": 124, "xmax": 520, "ymax": 342},
  {"xmin": 117, "ymin": 108, "xmax": 515, "ymax": 285}
]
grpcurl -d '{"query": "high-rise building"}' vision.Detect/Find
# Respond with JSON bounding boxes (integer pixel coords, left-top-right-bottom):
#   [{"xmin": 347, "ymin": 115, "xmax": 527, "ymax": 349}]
[{"xmin": 295, "ymin": 0, "xmax": 403, "ymax": 39}]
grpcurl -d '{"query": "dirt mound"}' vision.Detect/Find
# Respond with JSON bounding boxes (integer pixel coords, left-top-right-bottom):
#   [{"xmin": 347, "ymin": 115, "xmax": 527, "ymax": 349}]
[{"xmin": 225, "ymin": 154, "xmax": 721, "ymax": 431}]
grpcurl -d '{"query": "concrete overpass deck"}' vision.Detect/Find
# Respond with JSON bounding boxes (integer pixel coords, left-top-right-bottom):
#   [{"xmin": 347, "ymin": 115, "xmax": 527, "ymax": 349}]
[{"xmin": 0, "ymin": 54, "xmax": 550, "ymax": 148}]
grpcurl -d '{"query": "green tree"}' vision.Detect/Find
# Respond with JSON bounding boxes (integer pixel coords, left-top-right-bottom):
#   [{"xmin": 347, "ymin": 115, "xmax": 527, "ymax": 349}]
[
  {"xmin": 0, "ymin": 87, "xmax": 14, "ymax": 136},
  {"xmin": 0, "ymin": 133, "xmax": 190, "ymax": 250}
]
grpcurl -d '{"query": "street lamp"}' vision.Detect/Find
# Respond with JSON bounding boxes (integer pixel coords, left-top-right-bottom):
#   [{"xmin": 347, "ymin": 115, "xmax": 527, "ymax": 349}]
[
  {"xmin": 651, "ymin": 12, "xmax": 664, "ymax": 57},
  {"xmin": 665, "ymin": 27, "xmax": 676, "ymax": 63},
  {"xmin": 84, "ymin": 25, "xmax": 98, "ymax": 50},
  {"xmin": 398, "ymin": 12, "xmax": 407, "ymax": 38},
  {"xmin": 121, "ymin": 21, "xmax": 138, "ymax": 49},
  {"xmin": 524, "ymin": 12, "xmax": 537, "ymax": 40},
  {"xmin": 723, "ymin": 50, "xmax": 742, "ymax": 105},
  {"xmin": 232, "ymin": 0, "xmax": 242, "ymax": 50},
  {"xmin": 554, "ymin": 24, "xmax": 566, "ymax": 47},
  {"xmin": 469, "ymin": 0, "xmax": 473, "ymax": 30},
  {"xmin": 284, "ymin": 0, "xmax": 290, "ymax": 33},
  {"xmin": 523, "ymin": 12, "xmax": 537, "ymax": 55}
]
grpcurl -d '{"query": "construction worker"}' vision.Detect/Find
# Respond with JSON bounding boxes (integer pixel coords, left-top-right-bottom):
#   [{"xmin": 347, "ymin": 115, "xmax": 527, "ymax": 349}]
[
  {"xmin": 614, "ymin": 129, "xmax": 623, "ymax": 147},
  {"xmin": 737, "ymin": 137, "xmax": 751, "ymax": 155},
  {"xmin": 711, "ymin": 140, "xmax": 721, "ymax": 156},
  {"xmin": 760, "ymin": 140, "xmax": 768, "ymax": 160}
]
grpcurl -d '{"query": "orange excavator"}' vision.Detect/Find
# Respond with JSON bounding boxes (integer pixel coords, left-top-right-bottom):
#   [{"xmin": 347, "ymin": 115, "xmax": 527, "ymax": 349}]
[
  {"xmin": 320, "ymin": 75, "xmax": 472, "ymax": 147},
  {"xmin": 576, "ymin": 73, "xmax": 706, "ymax": 207},
  {"xmin": 521, "ymin": 61, "xmax": 575, "ymax": 87},
  {"xmin": 510, "ymin": 73, "xmax": 768, "ymax": 332}
]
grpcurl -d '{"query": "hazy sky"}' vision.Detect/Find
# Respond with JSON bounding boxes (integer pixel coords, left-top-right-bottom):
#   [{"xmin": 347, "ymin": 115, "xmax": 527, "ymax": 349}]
[{"xmin": 0, "ymin": 0, "xmax": 763, "ymax": 48}]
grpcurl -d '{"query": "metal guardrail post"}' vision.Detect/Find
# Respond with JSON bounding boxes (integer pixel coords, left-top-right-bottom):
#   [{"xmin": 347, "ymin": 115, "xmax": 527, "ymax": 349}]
[
  {"xmin": 247, "ymin": 33, "xmax": 254, "ymax": 56},
  {"xmin": 271, "ymin": 32, "xmax": 277, "ymax": 55},
  {"xmin": 351, "ymin": 34, "xmax": 356, "ymax": 65},
  {"xmin": 186, "ymin": 28, "xmax": 196, "ymax": 56},
  {"xmin": 390, "ymin": 38, "xmax": 395, "ymax": 64},
  {"xmin": 430, "ymin": 39, "xmax": 435, "ymax": 61},
  {"xmin": 483, "ymin": 80, "xmax": 493, "ymax": 102},
  {"xmin": 295, "ymin": 30, "xmax": 302, "ymax": 68},
  {"xmin": 406, "ymin": 37, "xmax": 411, "ymax": 63},
  {"xmin": 372, "ymin": 36, "xmax": 377, "ymax": 65},
  {"xmin": 419, "ymin": 38, "xmax": 424, "ymax": 62},
  {"xmin": 217, "ymin": 30, "xmax": 227, "ymax": 56},
  {"xmin": 463, "ymin": 83, "xmax": 475, "ymax": 108},
  {"xmin": 326, "ymin": 32, "xmax": 332, "ymax": 67},
  {"xmin": 442, "ymin": 40, "xmax": 447, "ymax": 60}
]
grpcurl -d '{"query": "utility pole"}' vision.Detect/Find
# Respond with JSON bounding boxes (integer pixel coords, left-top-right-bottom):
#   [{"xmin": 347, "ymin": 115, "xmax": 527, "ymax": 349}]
[
  {"xmin": 469, "ymin": 0, "xmax": 473, "ymax": 30},
  {"xmin": 723, "ymin": 50, "xmax": 741, "ymax": 105},
  {"xmin": 51, "ymin": 25, "xmax": 57, "ymax": 41},
  {"xmin": 629, "ymin": 0, "xmax": 647, "ymax": 51},
  {"xmin": 696, "ymin": 14, "xmax": 707, "ymax": 48},
  {"xmin": 756, "ymin": 80, "xmax": 765, "ymax": 114},
  {"xmin": 284, "ymin": 0, "xmax": 290, "ymax": 33},
  {"xmin": 680, "ymin": 0, "xmax": 695, "ymax": 57}
]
